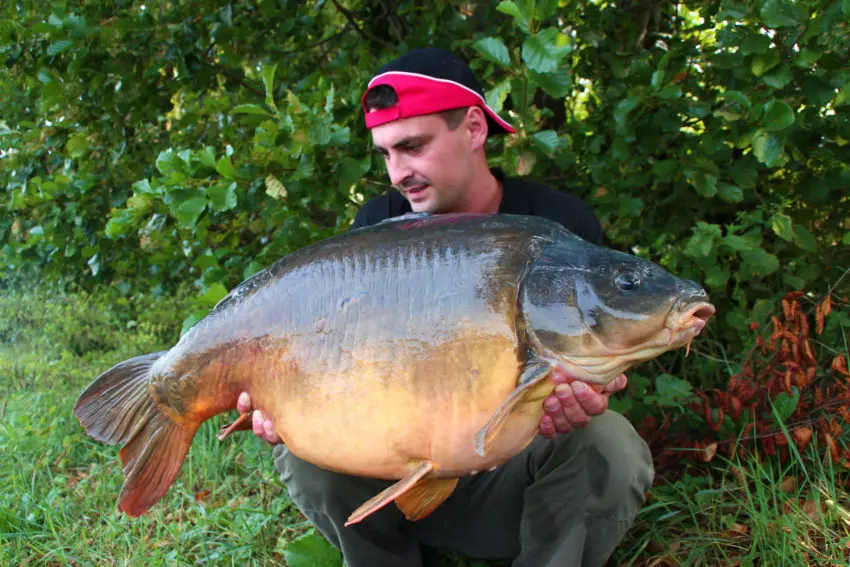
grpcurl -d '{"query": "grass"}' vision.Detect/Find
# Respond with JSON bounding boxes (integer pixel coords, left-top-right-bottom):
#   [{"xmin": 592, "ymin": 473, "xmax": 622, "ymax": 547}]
[
  {"xmin": 1, "ymin": 283, "xmax": 848, "ymax": 566},
  {"xmin": 614, "ymin": 446, "xmax": 850, "ymax": 566}
]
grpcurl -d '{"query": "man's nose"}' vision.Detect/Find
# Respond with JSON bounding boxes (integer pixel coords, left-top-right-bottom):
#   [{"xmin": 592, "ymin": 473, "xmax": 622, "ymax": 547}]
[{"xmin": 386, "ymin": 154, "xmax": 412, "ymax": 187}]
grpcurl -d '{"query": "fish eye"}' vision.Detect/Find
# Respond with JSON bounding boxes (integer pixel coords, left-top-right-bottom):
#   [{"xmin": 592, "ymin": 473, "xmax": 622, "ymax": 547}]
[{"xmin": 614, "ymin": 270, "xmax": 641, "ymax": 291}]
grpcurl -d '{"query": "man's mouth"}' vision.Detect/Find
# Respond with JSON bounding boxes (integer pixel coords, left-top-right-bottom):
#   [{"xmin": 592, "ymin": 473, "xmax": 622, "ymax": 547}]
[{"xmin": 405, "ymin": 185, "xmax": 429, "ymax": 197}]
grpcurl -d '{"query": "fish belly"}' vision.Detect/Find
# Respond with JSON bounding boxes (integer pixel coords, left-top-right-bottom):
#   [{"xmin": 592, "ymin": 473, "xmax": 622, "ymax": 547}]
[
  {"xmin": 237, "ymin": 228, "xmax": 545, "ymax": 479},
  {"xmin": 266, "ymin": 332, "xmax": 547, "ymax": 479}
]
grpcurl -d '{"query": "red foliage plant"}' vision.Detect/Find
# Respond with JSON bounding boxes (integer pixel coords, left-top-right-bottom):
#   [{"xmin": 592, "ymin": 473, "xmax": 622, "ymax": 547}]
[{"xmin": 640, "ymin": 290, "xmax": 850, "ymax": 475}]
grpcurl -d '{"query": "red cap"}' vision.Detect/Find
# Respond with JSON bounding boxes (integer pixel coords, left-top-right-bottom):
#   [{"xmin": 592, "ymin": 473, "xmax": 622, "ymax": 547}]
[{"xmin": 361, "ymin": 49, "xmax": 515, "ymax": 135}]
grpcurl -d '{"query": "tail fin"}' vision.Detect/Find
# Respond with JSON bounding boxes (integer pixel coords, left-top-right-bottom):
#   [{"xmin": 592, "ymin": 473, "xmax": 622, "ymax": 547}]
[{"xmin": 74, "ymin": 351, "xmax": 199, "ymax": 517}]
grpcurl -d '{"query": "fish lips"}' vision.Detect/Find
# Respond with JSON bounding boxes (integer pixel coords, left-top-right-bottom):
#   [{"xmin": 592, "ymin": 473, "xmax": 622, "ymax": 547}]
[{"xmin": 668, "ymin": 297, "xmax": 716, "ymax": 341}]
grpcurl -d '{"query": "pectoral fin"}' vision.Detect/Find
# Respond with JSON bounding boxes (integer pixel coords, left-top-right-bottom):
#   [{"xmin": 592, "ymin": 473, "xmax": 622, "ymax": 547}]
[
  {"xmin": 345, "ymin": 460, "xmax": 436, "ymax": 526},
  {"xmin": 395, "ymin": 477, "xmax": 459, "ymax": 521},
  {"xmin": 473, "ymin": 361, "xmax": 552, "ymax": 457}
]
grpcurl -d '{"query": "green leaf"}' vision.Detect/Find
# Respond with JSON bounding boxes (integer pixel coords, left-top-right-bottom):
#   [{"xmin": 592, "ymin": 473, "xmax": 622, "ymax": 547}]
[
  {"xmin": 522, "ymin": 29, "xmax": 571, "ymax": 74},
  {"xmin": 283, "ymin": 531, "xmax": 343, "ymax": 567},
  {"xmin": 529, "ymin": 69, "xmax": 571, "ymax": 98},
  {"xmin": 740, "ymin": 248, "xmax": 780, "ymax": 278},
  {"xmin": 66, "ymin": 133, "xmax": 88, "ymax": 158},
  {"xmin": 752, "ymin": 50, "xmax": 779, "ymax": 76},
  {"xmin": 688, "ymin": 171, "xmax": 718, "ymax": 198},
  {"xmin": 795, "ymin": 48, "xmax": 822, "ymax": 68},
  {"xmin": 718, "ymin": 182, "xmax": 744, "ymax": 203},
  {"xmin": 496, "ymin": 1, "xmax": 529, "ymax": 30},
  {"xmin": 724, "ymin": 234, "xmax": 755, "ymax": 251},
  {"xmin": 105, "ymin": 210, "xmax": 135, "ymax": 239},
  {"xmin": 198, "ymin": 147, "xmax": 217, "ymax": 170},
  {"xmin": 705, "ymin": 266, "xmax": 730, "ymax": 288},
  {"xmin": 265, "ymin": 175, "xmax": 287, "ymax": 200},
  {"xmin": 535, "ymin": 0, "xmax": 559, "ymax": 20},
  {"xmin": 531, "ymin": 130, "xmax": 559, "ymax": 155},
  {"xmin": 760, "ymin": 0, "xmax": 805, "ymax": 27},
  {"xmin": 751, "ymin": 130, "xmax": 783, "ymax": 166},
  {"xmin": 844, "ymin": 0, "xmax": 850, "ymax": 17},
  {"xmin": 231, "ymin": 104, "xmax": 274, "ymax": 117},
  {"xmin": 770, "ymin": 213, "xmax": 795, "ymax": 241},
  {"xmin": 684, "ymin": 223, "xmax": 722, "ymax": 257},
  {"xmin": 47, "ymin": 40, "xmax": 73, "ymax": 56},
  {"xmin": 216, "ymin": 156, "xmax": 236, "ymax": 180},
  {"xmin": 172, "ymin": 197, "xmax": 207, "ymax": 229},
  {"xmin": 155, "ymin": 149, "xmax": 191, "ymax": 179},
  {"xmin": 762, "ymin": 100, "xmax": 794, "ymax": 131},
  {"xmin": 652, "ymin": 160, "xmax": 680, "ymax": 178},
  {"xmin": 132, "ymin": 179, "xmax": 158, "ymax": 196},
  {"xmin": 473, "ymin": 37, "xmax": 511, "ymax": 67},
  {"xmin": 619, "ymin": 197, "xmax": 644, "ymax": 217},
  {"xmin": 741, "ymin": 33, "xmax": 772, "ymax": 55},
  {"xmin": 207, "ymin": 182, "xmax": 238, "ymax": 211},
  {"xmin": 772, "ymin": 390, "xmax": 799, "ymax": 425},
  {"xmin": 262, "ymin": 63, "xmax": 277, "ymax": 110},
  {"xmin": 614, "ymin": 96, "xmax": 641, "ymax": 131},
  {"xmin": 654, "ymin": 374, "xmax": 694, "ymax": 407},
  {"xmin": 181, "ymin": 310, "xmax": 208, "ymax": 337},
  {"xmin": 792, "ymin": 224, "xmax": 818, "ymax": 252},
  {"xmin": 485, "ymin": 79, "xmax": 512, "ymax": 113},
  {"xmin": 762, "ymin": 64, "xmax": 792, "ymax": 89},
  {"xmin": 650, "ymin": 70, "xmax": 664, "ymax": 90},
  {"xmin": 198, "ymin": 282, "xmax": 229, "ymax": 308}
]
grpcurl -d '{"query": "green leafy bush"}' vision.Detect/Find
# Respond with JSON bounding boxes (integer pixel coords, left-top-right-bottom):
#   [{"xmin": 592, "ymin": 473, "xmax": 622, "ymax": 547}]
[{"xmin": 2, "ymin": 0, "xmax": 848, "ymax": 392}]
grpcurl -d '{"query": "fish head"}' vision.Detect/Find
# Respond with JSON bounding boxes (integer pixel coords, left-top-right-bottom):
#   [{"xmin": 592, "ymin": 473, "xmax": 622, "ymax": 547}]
[{"xmin": 520, "ymin": 241, "xmax": 715, "ymax": 385}]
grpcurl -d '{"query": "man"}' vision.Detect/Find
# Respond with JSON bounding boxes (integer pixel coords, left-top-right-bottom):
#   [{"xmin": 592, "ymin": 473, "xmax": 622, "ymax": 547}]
[{"xmin": 238, "ymin": 48, "xmax": 653, "ymax": 567}]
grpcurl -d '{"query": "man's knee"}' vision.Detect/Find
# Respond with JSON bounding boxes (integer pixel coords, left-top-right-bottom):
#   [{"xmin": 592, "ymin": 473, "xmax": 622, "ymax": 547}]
[
  {"xmin": 550, "ymin": 410, "xmax": 654, "ymax": 519},
  {"xmin": 272, "ymin": 444, "xmax": 393, "ymax": 517}
]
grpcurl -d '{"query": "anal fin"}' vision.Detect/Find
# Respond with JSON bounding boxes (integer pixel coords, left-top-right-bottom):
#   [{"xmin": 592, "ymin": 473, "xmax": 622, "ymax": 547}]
[
  {"xmin": 473, "ymin": 361, "xmax": 552, "ymax": 457},
  {"xmin": 395, "ymin": 477, "xmax": 458, "ymax": 521},
  {"xmin": 345, "ymin": 461, "xmax": 436, "ymax": 526}
]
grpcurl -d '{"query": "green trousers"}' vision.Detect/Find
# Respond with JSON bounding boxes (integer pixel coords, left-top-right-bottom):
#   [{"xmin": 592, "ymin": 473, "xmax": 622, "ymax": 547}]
[{"xmin": 272, "ymin": 411, "xmax": 653, "ymax": 567}]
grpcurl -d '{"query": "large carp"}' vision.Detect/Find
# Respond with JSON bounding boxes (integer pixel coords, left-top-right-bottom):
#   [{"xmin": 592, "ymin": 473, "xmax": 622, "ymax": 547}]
[{"xmin": 74, "ymin": 213, "xmax": 714, "ymax": 526}]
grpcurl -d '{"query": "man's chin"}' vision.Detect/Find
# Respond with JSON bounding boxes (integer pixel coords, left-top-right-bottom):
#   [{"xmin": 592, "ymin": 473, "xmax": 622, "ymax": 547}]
[{"xmin": 407, "ymin": 198, "xmax": 437, "ymax": 214}]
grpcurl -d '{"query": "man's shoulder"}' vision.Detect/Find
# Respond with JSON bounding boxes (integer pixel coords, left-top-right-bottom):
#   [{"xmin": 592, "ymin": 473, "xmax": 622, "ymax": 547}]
[
  {"xmin": 501, "ymin": 175, "xmax": 605, "ymax": 245},
  {"xmin": 352, "ymin": 191, "xmax": 410, "ymax": 229}
]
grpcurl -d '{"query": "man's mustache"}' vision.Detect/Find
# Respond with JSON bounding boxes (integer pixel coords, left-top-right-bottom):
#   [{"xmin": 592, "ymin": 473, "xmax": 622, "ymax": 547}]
[{"xmin": 398, "ymin": 177, "xmax": 430, "ymax": 191}]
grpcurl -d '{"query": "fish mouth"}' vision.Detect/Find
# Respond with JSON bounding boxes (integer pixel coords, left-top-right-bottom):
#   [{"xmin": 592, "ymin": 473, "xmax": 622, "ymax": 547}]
[{"xmin": 666, "ymin": 299, "xmax": 716, "ymax": 355}]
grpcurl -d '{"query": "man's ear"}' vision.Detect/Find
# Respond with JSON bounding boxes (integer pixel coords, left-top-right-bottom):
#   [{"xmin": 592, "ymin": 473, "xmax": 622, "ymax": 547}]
[{"xmin": 465, "ymin": 106, "xmax": 489, "ymax": 150}]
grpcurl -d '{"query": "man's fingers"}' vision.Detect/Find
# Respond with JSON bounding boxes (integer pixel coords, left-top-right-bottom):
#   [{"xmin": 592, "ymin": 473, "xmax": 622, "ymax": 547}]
[
  {"xmin": 252, "ymin": 409, "xmax": 266, "ymax": 437},
  {"xmin": 544, "ymin": 393, "xmax": 573, "ymax": 434},
  {"xmin": 263, "ymin": 419, "xmax": 280, "ymax": 444},
  {"xmin": 539, "ymin": 414, "xmax": 557, "ymax": 439},
  {"xmin": 604, "ymin": 373, "xmax": 628, "ymax": 394},
  {"xmin": 555, "ymin": 384, "xmax": 594, "ymax": 428},
  {"xmin": 571, "ymin": 382, "xmax": 608, "ymax": 416},
  {"xmin": 237, "ymin": 392, "xmax": 252, "ymax": 414}
]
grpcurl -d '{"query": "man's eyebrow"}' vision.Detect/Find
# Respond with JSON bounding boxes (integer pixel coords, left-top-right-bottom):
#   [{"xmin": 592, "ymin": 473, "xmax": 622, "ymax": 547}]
[{"xmin": 374, "ymin": 134, "xmax": 433, "ymax": 154}]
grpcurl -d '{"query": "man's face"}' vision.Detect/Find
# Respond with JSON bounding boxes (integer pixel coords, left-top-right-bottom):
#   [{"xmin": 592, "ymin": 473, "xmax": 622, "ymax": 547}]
[{"xmin": 370, "ymin": 112, "xmax": 475, "ymax": 213}]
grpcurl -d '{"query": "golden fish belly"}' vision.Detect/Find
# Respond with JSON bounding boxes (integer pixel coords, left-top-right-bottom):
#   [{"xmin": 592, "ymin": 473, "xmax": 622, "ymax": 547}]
[{"xmin": 255, "ymin": 331, "xmax": 548, "ymax": 479}]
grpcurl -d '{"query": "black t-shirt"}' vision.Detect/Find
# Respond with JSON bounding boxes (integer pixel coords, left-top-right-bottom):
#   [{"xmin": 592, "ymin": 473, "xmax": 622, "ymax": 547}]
[{"xmin": 351, "ymin": 168, "xmax": 604, "ymax": 246}]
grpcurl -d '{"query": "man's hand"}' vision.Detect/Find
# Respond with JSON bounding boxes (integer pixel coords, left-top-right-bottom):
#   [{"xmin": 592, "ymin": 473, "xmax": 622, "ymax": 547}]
[
  {"xmin": 237, "ymin": 392, "xmax": 281, "ymax": 445},
  {"xmin": 538, "ymin": 371, "xmax": 628, "ymax": 439}
]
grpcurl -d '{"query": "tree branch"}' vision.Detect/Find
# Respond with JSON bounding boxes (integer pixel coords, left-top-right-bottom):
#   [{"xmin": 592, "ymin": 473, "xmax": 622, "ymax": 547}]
[
  {"xmin": 330, "ymin": 0, "xmax": 395, "ymax": 50},
  {"xmin": 268, "ymin": 25, "xmax": 354, "ymax": 56}
]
